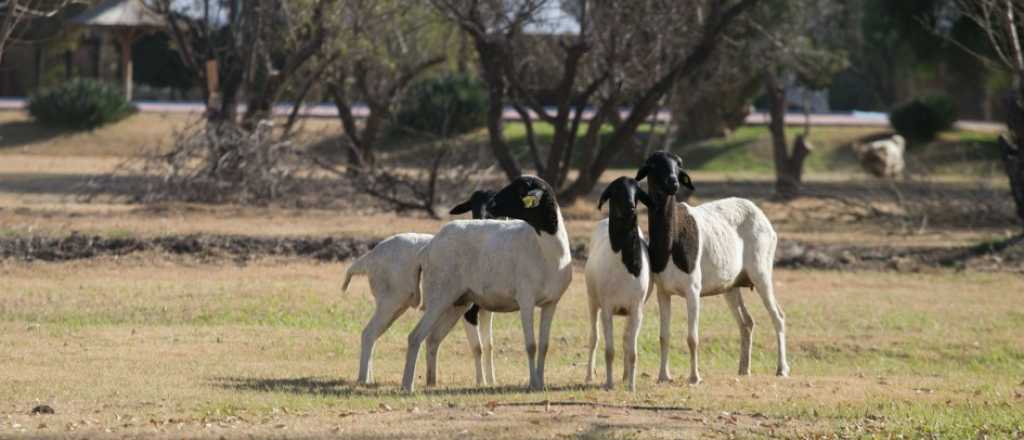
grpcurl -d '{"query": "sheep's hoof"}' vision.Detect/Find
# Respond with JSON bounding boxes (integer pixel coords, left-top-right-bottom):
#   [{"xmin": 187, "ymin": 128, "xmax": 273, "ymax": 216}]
[
  {"xmin": 687, "ymin": 375, "xmax": 702, "ymax": 385},
  {"xmin": 657, "ymin": 373, "xmax": 673, "ymax": 383},
  {"xmin": 738, "ymin": 368, "xmax": 751, "ymax": 376},
  {"xmin": 604, "ymin": 382, "xmax": 614, "ymax": 391},
  {"xmin": 776, "ymin": 367, "xmax": 790, "ymax": 378}
]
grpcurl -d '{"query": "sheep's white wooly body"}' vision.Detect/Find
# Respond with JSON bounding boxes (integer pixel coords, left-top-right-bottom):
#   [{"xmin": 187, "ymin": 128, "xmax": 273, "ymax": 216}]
[
  {"xmin": 403, "ymin": 209, "xmax": 572, "ymax": 392},
  {"xmin": 343, "ymin": 232, "xmax": 495, "ymax": 386},
  {"xmin": 655, "ymin": 198, "xmax": 776, "ymax": 296},
  {"xmin": 421, "ymin": 219, "xmax": 572, "ymax": 312},
  {"xmin": 585, "ymin": 220, "xmax": 651, "ymax": 314},
  {"xmin": 584, "ymin": 218, "xmax": 650, "ymax": 391}
]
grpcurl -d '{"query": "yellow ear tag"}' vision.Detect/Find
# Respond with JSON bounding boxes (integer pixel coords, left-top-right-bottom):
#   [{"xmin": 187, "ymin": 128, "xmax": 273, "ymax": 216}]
[{"xmin": 522, "ymin": 195, "xmax": 539, "ymax": 208}]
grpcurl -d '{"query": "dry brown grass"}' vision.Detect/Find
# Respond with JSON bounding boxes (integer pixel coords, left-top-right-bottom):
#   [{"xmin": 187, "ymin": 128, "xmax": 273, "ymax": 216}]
[{"xmin": 1, "ymin": 258, "xmax": 1022, "ymax": 438}]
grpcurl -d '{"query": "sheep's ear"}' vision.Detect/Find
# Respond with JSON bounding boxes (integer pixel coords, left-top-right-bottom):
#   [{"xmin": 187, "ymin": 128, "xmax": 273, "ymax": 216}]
[
  {"xmin": 670, "ymin": 153, "xmax": 684, "ymax": 168},
  {"xmin": 449, "ymin": 200, "xmax": 474, "ymax": 215},
  {"xmin": 635, "ymin": 187, "xmax": 653, "ymax": 208},
  {"xmin": 598, "ymin": 185, "xmax": 613, "ymax": 211},
  {"xmin": 678, "ymin": 171, "xmax": 695, "ymax": 191},
  {"xmin": 635, "ymin": 165, "xmax": 650, "ymax": 182}
]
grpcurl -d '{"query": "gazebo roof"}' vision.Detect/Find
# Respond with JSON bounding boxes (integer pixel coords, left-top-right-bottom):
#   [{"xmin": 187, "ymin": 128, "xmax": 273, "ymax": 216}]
[{"xmin": 69, "ymin": 0, "xmax": 164, "ymax": 28}]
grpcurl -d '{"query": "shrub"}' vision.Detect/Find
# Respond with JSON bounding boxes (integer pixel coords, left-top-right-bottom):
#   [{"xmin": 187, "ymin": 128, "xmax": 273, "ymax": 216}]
[
  {"xmin": 28, "ymin": 79, "xmax": 136, "ymax": 129},
  {"xmin": 396, "ymin": 74, "xmax": 487, "ymax": 137},
  {"xmin": 889, "ymin": 94, "xmax": 959, "ymax": 144}
]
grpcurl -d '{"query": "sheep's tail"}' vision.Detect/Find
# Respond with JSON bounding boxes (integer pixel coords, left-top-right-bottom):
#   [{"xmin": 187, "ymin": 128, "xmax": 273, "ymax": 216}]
[
  {"xmin": 342, "ymin": 252, "xmax": 371, "ymax": 293},
  {"xmin": 411, "ymin": 241, "xmax": 432, "ymax": 309}
]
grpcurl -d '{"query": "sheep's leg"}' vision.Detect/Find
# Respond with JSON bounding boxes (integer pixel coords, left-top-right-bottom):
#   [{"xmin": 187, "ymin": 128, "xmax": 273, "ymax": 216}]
[
  {"xmin": 623, "ymin": 307, "xmax": 643, "ymax": 392},
  {"xmin": 585, "ymin": 300, "xmax": 600, "ymax": 384},
  {"xmin": 685, "ymin": 289, "xmax": 702, "ymax": 385},
  {"xmin": 518, "ymin": 305, "xmax": 540, "ymax": 391},
  {"xmin": 724, "ymin": 288, "xmax": 754, "ymax": 376},
  {"xmin": 479, "ymin": 310, "xmax": 496, "ymax": 385},
  {"xmin": 401, "ymin": 305, "xmax": 446, "ymax": 393},
  {"xmin": 426, "ymin": 306, "xmax": 464, "ymax": 387},
  {"xmin": 657, "ymin": 289, "xmax": 673, "ymax": 383},
  {"xmin": 358, "ymin": 303, "xmax": 409, "ymax": 385},
  {"xmin": 751, "ymin": 273, "xmax": 789, "ymax": 377},
  {"xmin": 461, "ymin": 318, "xmax": 485, "ymax": 386},
  {"xmin": 600, "ymin": 308, "xmax": 615, "ymax": 390},
  {"xmin": 535, "ymin": 303, "xmax": 557, "ymax": 390}
]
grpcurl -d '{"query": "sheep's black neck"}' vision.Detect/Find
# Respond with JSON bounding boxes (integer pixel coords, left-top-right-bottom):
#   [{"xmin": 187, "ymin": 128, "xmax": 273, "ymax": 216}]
[
  {"xmin": 647, "ymin": 189, "xmax": 675, "ymax": 273},
  {"xmin": 522, "ymin": 193, "xmax": 560, "ymax": 236},
  {"xmin": 647, "ymin": 187, "xmax": 697, "ymax": 274},
  {"xmin": 608, "ymin": 213, "xmax": 644, "ymax": 278}
]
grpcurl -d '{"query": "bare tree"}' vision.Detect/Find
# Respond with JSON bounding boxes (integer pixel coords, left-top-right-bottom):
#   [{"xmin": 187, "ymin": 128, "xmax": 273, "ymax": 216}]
[
  {"xmin": 429, "ymin": 0, "xmax": 549, "ymax": 180},
  {"xmin": 433, "ymin": 0, "xmax": 763, "ymax": 202},
  {"xmin": 957, "ymin": 0, "xmax": 1024, "ymax": 227},
  {"xmin": 325, "ymin": 1, "xmax": 447, "ymax": 168},
  {"xmin": 0, "ymin": 0, "xmax": 69, "ymax": 64},
  {"xmin": 751, "ymin": 0, "xmax": 848, "ymax": 198}
]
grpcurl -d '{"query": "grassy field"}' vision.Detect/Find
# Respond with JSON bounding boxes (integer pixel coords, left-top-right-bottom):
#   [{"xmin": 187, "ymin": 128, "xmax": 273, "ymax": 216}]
[
  {"xmin": 1, "ymin": 258, "xmax": 1022, "ymax": 438},
  {"xmin": 1, "ymin": 110, "xmax": 1022, "ymax": 438}
]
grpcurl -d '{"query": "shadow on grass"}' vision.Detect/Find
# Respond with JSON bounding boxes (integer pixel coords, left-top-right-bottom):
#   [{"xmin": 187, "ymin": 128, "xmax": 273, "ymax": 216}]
[
  {"xmin": 0, "ymin": 172, "xmax": 151, "ymax": 197},
  {"xmin": 211, "ymin": 376, "xmax": 600, "ymax": 398},
  {"xmin": 0, "ymin": 120, "xmax": 68, "ymax": 150}
]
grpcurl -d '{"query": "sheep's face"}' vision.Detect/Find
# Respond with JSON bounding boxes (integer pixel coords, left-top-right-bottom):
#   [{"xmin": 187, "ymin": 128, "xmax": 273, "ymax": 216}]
[
  {"xmin": 636, "ymin": 151, "xmax": 694, "ymax": 197},
  {"xmin": 598, "ymin": 177, "xmax": 652, "ymax": 220},
  {"xmin": 449, "ymin": 190, "xmax": 496, "ymax": 219},
  {"xmin": 487, "ymin": 176, "xmax": 558, "ymax": 235}
]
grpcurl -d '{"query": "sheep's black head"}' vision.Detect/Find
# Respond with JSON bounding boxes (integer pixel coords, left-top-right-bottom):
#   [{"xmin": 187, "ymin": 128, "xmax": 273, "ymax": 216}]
[
  {"xmin": 598, "ymin": 177, "xmax": 652, "ymax": 220},
  {"xmin": 635, "ymin": 151, "xmax": 694, "ymax": 197},
  {"xmin": 487, "ymin": 176, "xmax": 559, "ymax": 235},
  {"xmin": 449, "ymin": 189, "xmax": 496, "ymax": 219}
]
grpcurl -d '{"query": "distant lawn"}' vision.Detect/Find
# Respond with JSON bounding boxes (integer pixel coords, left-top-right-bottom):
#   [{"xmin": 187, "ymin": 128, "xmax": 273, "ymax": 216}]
[
  {"xmin": 1, "ymin": 109, "xmax": 1003, "ymax": 177},
  {"xmin": 501, "ymin": 122, "xmax": 1003, "ymax": 176}
]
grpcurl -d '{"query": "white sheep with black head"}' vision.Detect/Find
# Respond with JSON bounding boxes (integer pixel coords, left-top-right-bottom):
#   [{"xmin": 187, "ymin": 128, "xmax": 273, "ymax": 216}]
[
  {"xmin": 342, "ymin": 190, "xmax": 497, "ymax": 386},
  {"xmin": 585, "ymin": 177, "xmax": 653, "ymax": 391},
  {"xmin": 401, "ymin": 176, "xmax": 572, "ymax": 392},
  {"xmin": 636, "ymin": 152, "xmax": 790, "ymax": 384}
]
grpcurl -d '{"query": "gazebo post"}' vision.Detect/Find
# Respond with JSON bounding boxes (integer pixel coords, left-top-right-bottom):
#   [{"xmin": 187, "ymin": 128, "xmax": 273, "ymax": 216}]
[{"xmin": 116, "ymin": 28, "xmax": 134, "ymax": 101}]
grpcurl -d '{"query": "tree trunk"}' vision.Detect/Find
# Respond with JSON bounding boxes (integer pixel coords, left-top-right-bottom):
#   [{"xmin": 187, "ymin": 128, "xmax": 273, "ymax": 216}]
[
  {"xmin": 477, "ymin": 41, "xmax": 521, "ymax": 180},
  {"xmin": 329, "ymin": 83, "xmax": 375, "ymax": 168},
  {"xmin": 1002, "ymin": 91, "xmax": 1024, "ymax": 227},
  {"xmin": 763, "ymin": 69, "xmax": 810, "ymax": 199}
]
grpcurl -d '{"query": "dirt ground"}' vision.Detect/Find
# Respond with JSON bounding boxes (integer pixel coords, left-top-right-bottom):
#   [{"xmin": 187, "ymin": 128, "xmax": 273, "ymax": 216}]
[{"xmin": 2, "ymin": 259, "xmax": 1023, "ymax": 438}]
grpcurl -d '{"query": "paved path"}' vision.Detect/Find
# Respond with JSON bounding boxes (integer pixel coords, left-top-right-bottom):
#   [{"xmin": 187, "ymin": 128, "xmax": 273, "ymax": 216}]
[{"xmin": 0, "ymin": 97, "xmax": 1004, "ymax": 131}]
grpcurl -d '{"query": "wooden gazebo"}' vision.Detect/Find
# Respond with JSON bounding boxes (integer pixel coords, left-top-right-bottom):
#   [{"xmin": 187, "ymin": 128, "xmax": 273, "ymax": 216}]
[{"xmin": 69, "ymin": 0, "xmax": 164, "ymax": 101}]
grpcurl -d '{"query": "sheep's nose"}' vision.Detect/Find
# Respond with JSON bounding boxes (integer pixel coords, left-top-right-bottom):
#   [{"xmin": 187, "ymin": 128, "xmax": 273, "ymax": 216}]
[{"xmin": 665, "ymin": 180, "xmax": 679, "ymax": 194}]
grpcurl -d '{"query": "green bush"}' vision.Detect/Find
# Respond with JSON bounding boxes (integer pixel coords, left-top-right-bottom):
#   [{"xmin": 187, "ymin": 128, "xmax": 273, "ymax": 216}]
[
  {"xmin": 396, "ymin": 74, "xmax": 487, "ymax": 137},
  {"xmin": 28, "ymin": 79, "xmax": 136, "ymax": 129},
  {"xmin": 889, "ymin": 94, "xmax": 959, "ymax": 143}
]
